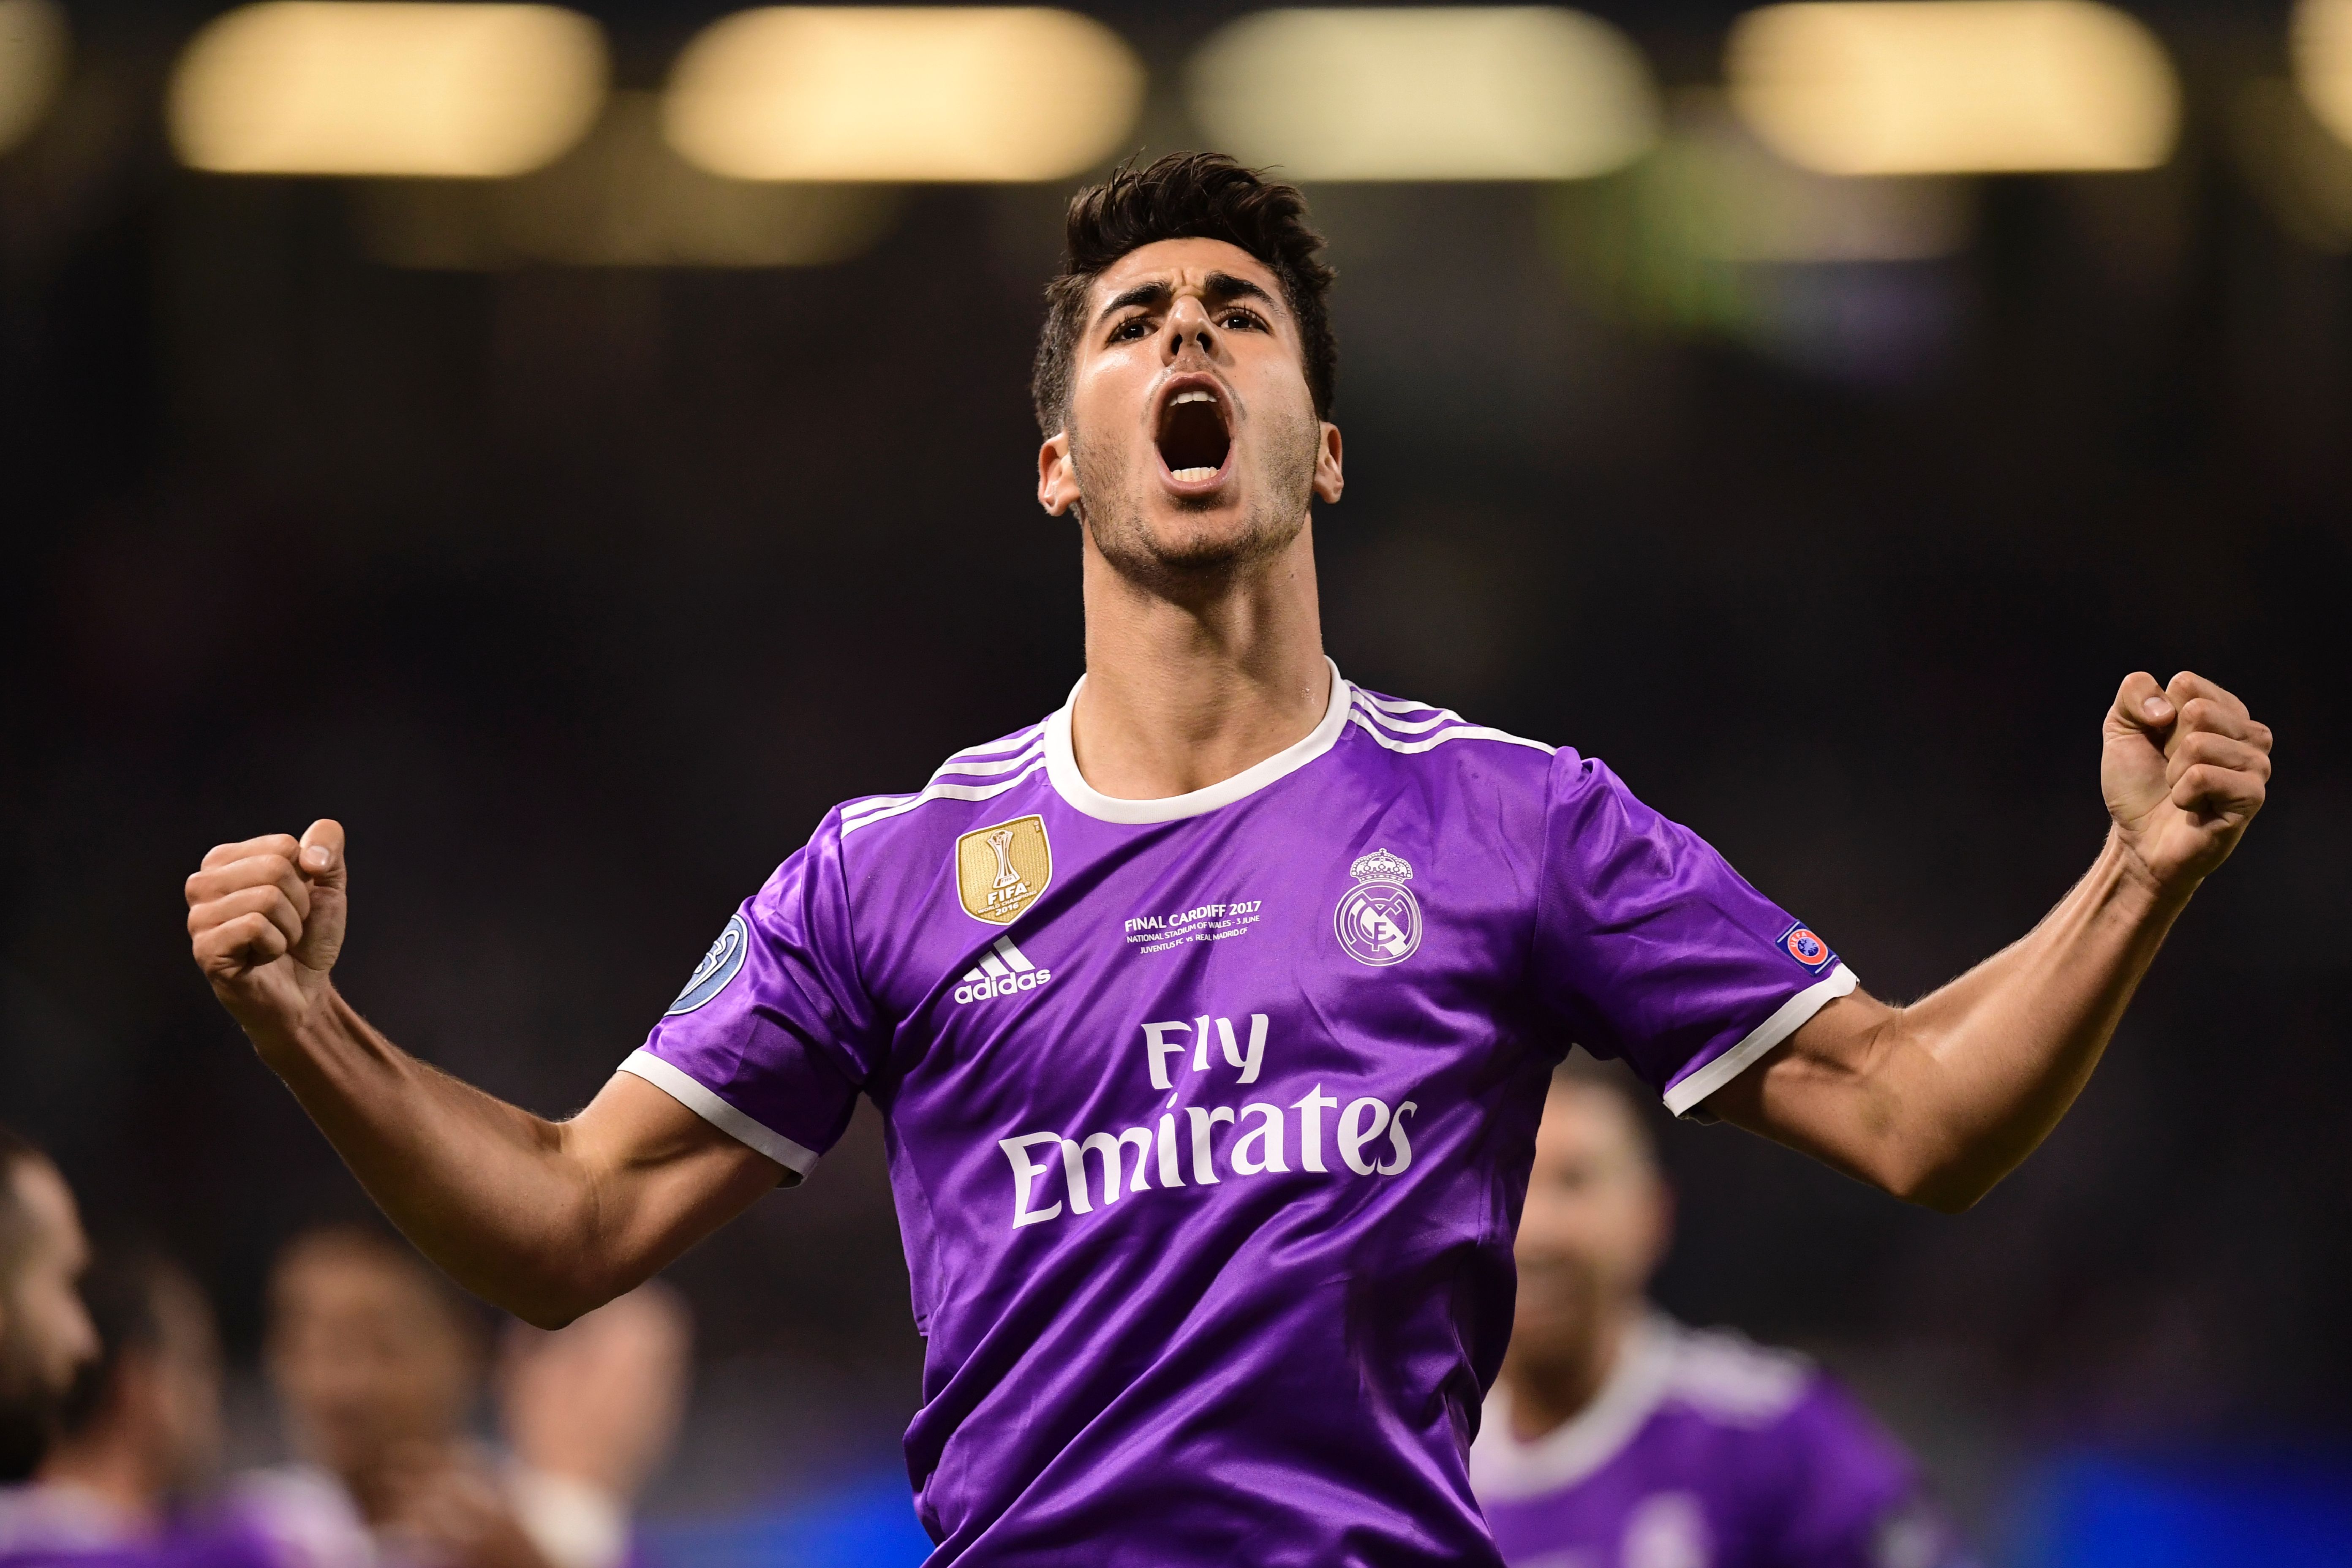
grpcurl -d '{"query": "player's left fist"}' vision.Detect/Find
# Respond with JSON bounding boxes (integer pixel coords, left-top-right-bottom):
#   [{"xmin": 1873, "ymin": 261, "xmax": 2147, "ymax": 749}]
[{"xmin": 2102, "ymin": 670, "xmax": 2272, "ymax": 898}]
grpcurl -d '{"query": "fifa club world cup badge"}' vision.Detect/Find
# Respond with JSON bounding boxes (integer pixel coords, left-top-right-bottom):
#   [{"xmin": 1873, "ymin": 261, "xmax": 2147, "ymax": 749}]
[
  {"xmin": 956, "ymin": 814, "xmax": 1053, "ymax": 926},
  {"xmin": 1334, "ymin": 848, "xmax": 1422, "ymax": 967}
]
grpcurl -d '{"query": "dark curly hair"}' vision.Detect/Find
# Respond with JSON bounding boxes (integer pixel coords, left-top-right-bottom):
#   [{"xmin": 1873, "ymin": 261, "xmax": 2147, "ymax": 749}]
[{"xmin": 1031, "ymin": 152, "xmax": 1337, "ymax": 437}]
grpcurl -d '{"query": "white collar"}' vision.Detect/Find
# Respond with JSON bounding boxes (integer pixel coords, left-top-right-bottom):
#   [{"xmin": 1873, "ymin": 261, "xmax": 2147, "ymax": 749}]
[
  {"xmin": 1471, "ymin": 1314, "xmax": 1680, "ymax": 1501},
  {"xmin": 1044, "ymin": 656, "xmax": 1352, "ymax": 825}
]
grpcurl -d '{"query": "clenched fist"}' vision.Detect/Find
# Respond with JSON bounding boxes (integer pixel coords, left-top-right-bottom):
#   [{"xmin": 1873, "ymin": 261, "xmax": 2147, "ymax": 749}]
[
  {"xmin": 2103, "ymin": 671, "xmax": 2272, "ymax": 898},
  {"xmin": 185, "ymin": 819, "xmax": 348, "ymax": 1036}
]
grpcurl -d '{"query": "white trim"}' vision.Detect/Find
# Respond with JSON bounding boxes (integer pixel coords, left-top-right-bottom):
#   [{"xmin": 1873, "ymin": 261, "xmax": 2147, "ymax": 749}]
[
  {"xmin": 918, "ymin": 742, "xmax": 1048, "ymax": 782},
  {"xmin": 841, "ymin": 738, "xmax": 1045, "ymax": 825},
  {"xmin": 1345, "ymin": 711, "xmax": 1554, "ymax": 756},
  {"xmin": 942, "ymin": 726, "xmax": 1047, "ymax": 764},
  {"xmin": 1661, "ymin": 963, "xmax": 1859, "ymax": 1118},
  {"xmin": 1353, "ymin": 689, "xmax": 1445, "ymax": 717},
  {"xmin": 837, "ymin": 757, "xmax": 1048, "ymax": 836},
  {"xmin": 1353, "ymin": 701, "xmax": 1466, "ymax": 735},
  {"xmin": 1043, "ymin": 656, "xmax": 1353, "ymax": 825},
  {"xmin": 1471, "ymin": 1315, "xmax": 1679, "ymax": 1500},
  {"xmin": 617, "ymin": 1049, "xmax": 819, "ymax": 1175}
]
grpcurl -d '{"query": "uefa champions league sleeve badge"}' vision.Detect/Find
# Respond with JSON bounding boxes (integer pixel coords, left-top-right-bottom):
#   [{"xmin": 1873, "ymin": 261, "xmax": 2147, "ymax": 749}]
[
  {"xmin": 1334, "ymin": 848, "xmax": 1422, "ymax": 966},
  {"xmin": 667, "ymin": 913, "xmax": 749, "ymax": 1015}
]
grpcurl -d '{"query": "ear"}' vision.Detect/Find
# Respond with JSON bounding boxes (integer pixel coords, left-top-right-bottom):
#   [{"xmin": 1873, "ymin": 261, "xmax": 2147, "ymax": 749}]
[
  {"xmin": 1037, "ymin": 431, "xmax": 1082, "ymax": 517},
  {"xmin": 1312, "ymin": 420, "xmax": 1344, "ymax": 505}
]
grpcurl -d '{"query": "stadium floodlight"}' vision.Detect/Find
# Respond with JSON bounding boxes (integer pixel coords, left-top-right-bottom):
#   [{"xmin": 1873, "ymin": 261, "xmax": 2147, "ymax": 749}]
[
  {"xmin": 662, "ymin": 7, "xmax": 1144, "ymax": 182},
  {"xmin": 1186, "ymin": 7, "xmax": 1661, "ymax": 182},
  {"xmin": 167, "ymin": 1, "xmax": 607, "ymax": 177},
  {"xmin": 0, "ymin": 0, "xmax": 68, "ymax": 156},
  {"xmin": 2296, "ymin": 0, "xmax": 2352, "ymax": 152},
  {"xmin": 1726, "ymin": 0, "xmax": 2179, "ymax": 175}
]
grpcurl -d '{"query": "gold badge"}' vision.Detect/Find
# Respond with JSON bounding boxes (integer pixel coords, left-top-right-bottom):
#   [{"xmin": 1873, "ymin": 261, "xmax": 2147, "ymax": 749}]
[{"xmin": 956, "ymin": 814, "xmax": 1052, "ymax": 925}]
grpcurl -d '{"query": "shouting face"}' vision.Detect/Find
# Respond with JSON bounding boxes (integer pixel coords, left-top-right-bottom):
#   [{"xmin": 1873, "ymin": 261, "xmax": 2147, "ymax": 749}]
[{"xmin": 1039, "ymin": 237, "xmax": 1343, "ymax": 588}]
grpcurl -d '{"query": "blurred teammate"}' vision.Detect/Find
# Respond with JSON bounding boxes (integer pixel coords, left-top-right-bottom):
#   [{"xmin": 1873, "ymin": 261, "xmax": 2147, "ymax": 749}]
[
  {"xmin": 183, "ymin": 153, "xmax": 2275, "ymax": 1565},
  {"xmin": 1474, "ymin": 1064, "xmax": 1964, "ymax": 1568},
  {"xmin": 2, "ymin": 1248, "xmax": 273, "ymax": 1568},
  {"xmin": 13, "ymin": 1254, "xmax": 223, "ymax": 1536},
  {"xmin": 235, "ymin": 1230, "xmax": 686, "ymax": 1568},
  {"xmin": 0, "ymin": 1124, "xmax": 96, "ymax": 1487}
]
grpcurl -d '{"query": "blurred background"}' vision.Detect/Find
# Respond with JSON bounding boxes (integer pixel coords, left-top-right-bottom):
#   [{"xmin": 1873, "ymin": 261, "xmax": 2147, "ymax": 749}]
[{"xmin": 1, "ymin": 0, "xmax": 2347, "ymax": 1561}]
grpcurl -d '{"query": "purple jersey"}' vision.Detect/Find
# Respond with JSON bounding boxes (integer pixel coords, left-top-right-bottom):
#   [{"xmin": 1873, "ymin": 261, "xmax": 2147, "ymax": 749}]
[
  {"xmin": 1472, "ymin": 1318, "xmax": 1966, "ymax": 1568},
  {"xmin": 0, "ymin": 1485, "xmax": 281, "ymax": 1568},
  {"xmin": 623, "ymin": 664, "xmax": 1855, "ymax": 1566}
]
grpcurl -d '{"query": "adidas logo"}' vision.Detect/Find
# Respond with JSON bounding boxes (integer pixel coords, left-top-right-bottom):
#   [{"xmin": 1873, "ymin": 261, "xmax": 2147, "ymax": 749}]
[{"xmin": 954, "ymin": 936, "xmax": 1053, "ymax": 1005}]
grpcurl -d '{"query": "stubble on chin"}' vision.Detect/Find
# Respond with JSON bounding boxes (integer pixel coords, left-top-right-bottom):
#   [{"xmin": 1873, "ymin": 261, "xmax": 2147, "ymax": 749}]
[{"xmin": 1068, "ymin": 411, "xmax": 1319, "ymax": 591}]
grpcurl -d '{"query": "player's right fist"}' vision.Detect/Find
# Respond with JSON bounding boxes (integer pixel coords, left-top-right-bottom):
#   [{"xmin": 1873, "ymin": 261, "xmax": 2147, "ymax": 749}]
[{"xmin": 185, "ymin": 819, "xmax": 348, "ymax": 1034}]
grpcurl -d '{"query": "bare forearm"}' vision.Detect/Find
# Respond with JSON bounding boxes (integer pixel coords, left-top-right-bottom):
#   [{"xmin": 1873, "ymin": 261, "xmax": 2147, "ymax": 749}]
[
  {"xmin": 187, "ymin": 823, "xmax": 781, "ymax": 1321},
  {"xmin": 1870, "ymin": 830, "xmax": 2183, "ymax": 1206},
  {"xmin": 1717, "ymin": 831, "xmax": 2190, "ymax": 1209},
  {"xmin": 1686, "ymin": 669, "xmax": 2267, "ymax": 1209},
  {"xmin": 254, "ymin": 988, "xmax": 618, "ymax": 1321}
]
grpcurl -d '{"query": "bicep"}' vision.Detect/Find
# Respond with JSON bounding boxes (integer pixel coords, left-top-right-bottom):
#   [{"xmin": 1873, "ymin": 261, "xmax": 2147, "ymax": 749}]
[
  {"xmin": 1702, "ymin": 988, "xmax": 1911, "ymax": 1190},
  {"xmin": 560, "ymin": 1072, "xmax": 786, "ymax": 1291}
]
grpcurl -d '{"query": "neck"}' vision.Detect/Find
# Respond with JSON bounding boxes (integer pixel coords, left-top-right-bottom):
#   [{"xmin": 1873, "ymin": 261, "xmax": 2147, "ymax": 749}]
[
  {"xmin": 37, "ymin": 1435, "xmax": 163, "ymax": 1533},
  {"xmin": 1072, "ymin": 517, "xmax": 1330, "ymax": 800},
  {"xmin": 1499, "ymin": 1300, "xmax": 1642, "ymax": 1444}
]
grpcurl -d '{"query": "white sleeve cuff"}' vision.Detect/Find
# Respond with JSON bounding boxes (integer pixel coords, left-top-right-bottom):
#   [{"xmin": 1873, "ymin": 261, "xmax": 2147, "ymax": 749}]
[
  {"xmin": 1661, "ymin": 963, "xmax": 1859, "ymax": 1119},
  {"xmin": 509, "ymin": 1469, "xmax": 627, "ymax": 1568},
  {"xmin": 616, "ymin": 1049, "xmax": 821, "ymax": 1176}
]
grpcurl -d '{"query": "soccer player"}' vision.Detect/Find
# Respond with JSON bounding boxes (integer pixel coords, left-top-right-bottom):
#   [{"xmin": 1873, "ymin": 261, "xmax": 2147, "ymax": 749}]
[
  {"xmin": 0, "ymin": 1125, "xmax": 97, "ymax": 1487},
  {"xmin": 1474, "ymin": 1061, "xmax": 1965, "ymax": 1568},
  {"xmin": 182, "ymin": 154, "xmax": 2274, "ymax": 1566},
  {"xmin": 233, "ymin": 1229, "xmax": 685, "ymax": 1568},
  {"xmin": 0, "ymin": 1137, "xmax": 268, "ymax": 1568},
  {"xmin": 11, "ymin": 1253, "xmax": 227, "ymax": 1547}
]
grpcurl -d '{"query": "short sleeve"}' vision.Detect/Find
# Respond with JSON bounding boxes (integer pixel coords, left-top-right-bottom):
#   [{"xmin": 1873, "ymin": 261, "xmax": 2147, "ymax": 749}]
[
  {"xmin": 1527, "ymin": 751, "xmax": 1857, "ymax": 1116},
  {"xmin": 618, "ymin": 810, "xmax": 884, "ymax": 1178}
]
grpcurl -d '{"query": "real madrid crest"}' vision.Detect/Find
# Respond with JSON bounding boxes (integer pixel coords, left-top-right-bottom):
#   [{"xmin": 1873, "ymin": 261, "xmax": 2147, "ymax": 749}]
[
  {"xmin": 956, "ymin": 814, "xmax": 1053, "ymax": 926},
  {"xmin": 1334, "ymin": 847, "xmax": 1421, "ymax": 966}
]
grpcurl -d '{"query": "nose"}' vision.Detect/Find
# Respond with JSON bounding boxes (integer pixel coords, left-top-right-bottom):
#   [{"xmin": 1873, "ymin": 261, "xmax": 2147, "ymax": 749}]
[{"xmin": 1161, "ymin": 294, "xmax": 1219, "ymax": 363}]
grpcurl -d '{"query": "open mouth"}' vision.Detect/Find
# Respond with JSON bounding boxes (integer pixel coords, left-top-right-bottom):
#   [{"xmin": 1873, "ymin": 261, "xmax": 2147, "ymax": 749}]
[{"xmin": 1155, "ymin": 383, "xmax": 1232, "ymax": 485}]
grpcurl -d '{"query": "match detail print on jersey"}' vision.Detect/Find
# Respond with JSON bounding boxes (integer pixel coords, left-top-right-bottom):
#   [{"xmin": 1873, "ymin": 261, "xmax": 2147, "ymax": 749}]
[{"xmin": 956, "ymin": 814, "xmax": 1052, "ymax": 925}]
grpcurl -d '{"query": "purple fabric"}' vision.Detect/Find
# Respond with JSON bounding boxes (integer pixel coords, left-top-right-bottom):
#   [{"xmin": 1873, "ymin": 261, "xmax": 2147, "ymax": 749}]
[
  {"xmin": 0, "ymin": 1486, "xmax": 283, "ymax": 1568},
  {"xmin": 0, "ymin": 1540, "xmax": 279, "ymax": 1568},
  {"xmin": 1473, "ymin": 1320, "xmax": 1967, "ymax": 1568},
  {"xmin": 630, "ymin": 677, "xmax": 1848, "ymax": 1566}
]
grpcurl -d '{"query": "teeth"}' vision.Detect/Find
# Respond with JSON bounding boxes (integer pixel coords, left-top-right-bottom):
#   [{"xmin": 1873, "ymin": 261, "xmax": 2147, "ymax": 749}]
[
  {"xmin": 1173, "ymin": 390, "xmax": 1215, "ymax": 405},
  {"xmin": 1170, "ymin": 466, "xmax": 1218, "ymax": 482}
]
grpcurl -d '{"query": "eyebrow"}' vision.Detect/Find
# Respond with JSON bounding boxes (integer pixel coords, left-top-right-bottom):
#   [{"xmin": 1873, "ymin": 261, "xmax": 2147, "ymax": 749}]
[{"xmin": 1094, "ymin": 271, "xmax": 1280, "ymax": 330}]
